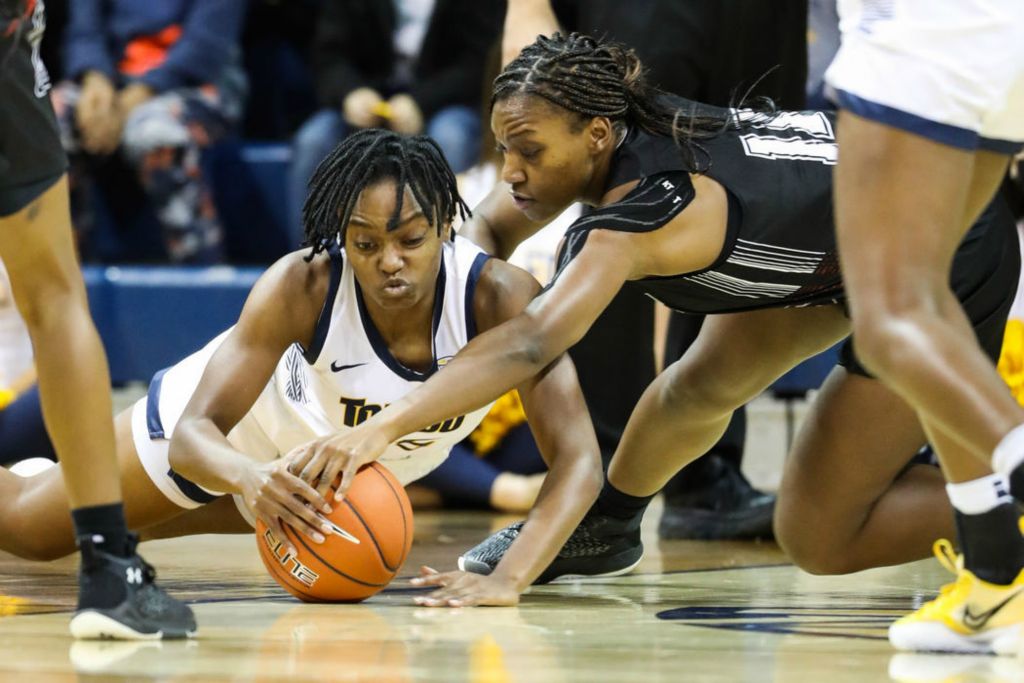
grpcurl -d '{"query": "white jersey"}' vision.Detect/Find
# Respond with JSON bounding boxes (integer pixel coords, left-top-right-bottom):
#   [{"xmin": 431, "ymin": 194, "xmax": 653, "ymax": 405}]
[
  {"xmin": 825, "ymin": 0, "xmax": 1024, "ymax": 151},
  {"xmin": 132, "ymin": 235, "xmax": 495, "ymax": 508}
]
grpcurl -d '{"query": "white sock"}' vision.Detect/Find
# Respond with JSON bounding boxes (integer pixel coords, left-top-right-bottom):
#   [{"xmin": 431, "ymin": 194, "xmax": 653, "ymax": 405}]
[
  {"xmin": 946, "ymin": 474, "xmax": 1013, "ymax": 515},
  {"xmin": 992, "ymin": 423, "xmax": 1024, "ymax": 478}
]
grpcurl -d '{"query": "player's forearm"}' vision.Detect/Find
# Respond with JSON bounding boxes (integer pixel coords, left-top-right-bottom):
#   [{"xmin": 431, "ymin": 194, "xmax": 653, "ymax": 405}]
[
  {"xmin": 377, "ymin": 315, "xmax": 562, "ymax": 443},
  {"xmin": 502, "ymin": 0, "xmax": 560, "ymax": 67},
  {"xmin": 168, "ymin": 418, "xmax": 255, "ymax": 495},
  {"xmin": 492, "ymin": 449, "xmax": 602, "ymax": 590}
]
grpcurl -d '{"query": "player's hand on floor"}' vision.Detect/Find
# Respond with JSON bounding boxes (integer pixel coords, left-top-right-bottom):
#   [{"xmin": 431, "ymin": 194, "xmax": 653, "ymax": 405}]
[
  {"xmin": 411, "ymin": 566, "xmax": 521, "ymax": 607},
  {"xmin": 240, "ymin": 459, "xmax": 334, "ymax": 555},
  {"xmin": 286, "ymin": 425, "xmax": 392, "ymax": 502}
]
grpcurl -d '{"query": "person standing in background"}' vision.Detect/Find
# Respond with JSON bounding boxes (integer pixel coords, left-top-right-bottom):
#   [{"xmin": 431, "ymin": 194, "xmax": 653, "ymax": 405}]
[
  {"xmin": 0, "ymin": 0, "xmax": 195, "ymax": 639},
  {"xmin": 288, "ymin": 0, "xmax": 503, "ymax": 249}
]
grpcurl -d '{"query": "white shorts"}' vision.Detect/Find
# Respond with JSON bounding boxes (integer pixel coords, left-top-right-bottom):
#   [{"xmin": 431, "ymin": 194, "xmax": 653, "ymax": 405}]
[
  {"xmin": 131, "ymin": 397, "xmax": 225, "ymax": 510},
  {"xmin": 825, "ymin": 0, "xmax": 1024, "ymax": 152}
]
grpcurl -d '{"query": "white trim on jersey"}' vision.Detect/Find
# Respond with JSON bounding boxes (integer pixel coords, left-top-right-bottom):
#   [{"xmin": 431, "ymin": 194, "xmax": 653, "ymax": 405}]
[
  {"xmin": 726, "ymin": 239, "xmax": 825, "ymax": 274},
  {"xmin": 684, "ymin": 270, "xmax": 801, "ymax": 299}
]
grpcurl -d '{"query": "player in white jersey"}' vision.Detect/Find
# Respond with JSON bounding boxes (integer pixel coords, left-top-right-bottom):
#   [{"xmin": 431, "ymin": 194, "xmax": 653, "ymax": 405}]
[
  {"xmin": 826, "ymin": 0, "xmax": 1024, "ymax": 654},
  {"xmin": 0, "ymin": 129, "xmax": 603, "ymax": 608}
]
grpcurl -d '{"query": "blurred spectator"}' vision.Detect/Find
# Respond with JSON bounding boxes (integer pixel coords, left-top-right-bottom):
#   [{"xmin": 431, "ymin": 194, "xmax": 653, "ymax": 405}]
[
  {"xmin": 54, "ymin": 0, "xmax": 247, "ymax": 263},
  {"xmin": 806, "ymin": 0, "xmax": 840, "ymax": 110},
  {"xmin": 288, "ymin": 0, "xmax": 503, "ymax": 249},
  {"xmin": 239, "ymin": 0, "xmax": 320, "ymax": 139},
  {"xmin": 412, "ymin": 391, "xmax": 547, "ymax": 513},
  {"xmin": 0, "ymin": 262, "xmax": 56, "ymax": 467}
]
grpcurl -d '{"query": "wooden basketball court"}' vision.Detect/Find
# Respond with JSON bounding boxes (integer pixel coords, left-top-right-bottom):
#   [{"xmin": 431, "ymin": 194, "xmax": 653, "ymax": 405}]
[{"xmin": 0, "ymin": 498, "xmax": 986, "ymax": 682}]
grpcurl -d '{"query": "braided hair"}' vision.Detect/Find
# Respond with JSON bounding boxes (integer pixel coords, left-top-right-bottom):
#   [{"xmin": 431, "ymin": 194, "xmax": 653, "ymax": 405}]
[
  {"xmin": 302, "ymin": 129, "xmax": 471, "ymax": 260},
  {"xmin": 492, "ymin": 32, "xmax": 773, "ymax": 173}
]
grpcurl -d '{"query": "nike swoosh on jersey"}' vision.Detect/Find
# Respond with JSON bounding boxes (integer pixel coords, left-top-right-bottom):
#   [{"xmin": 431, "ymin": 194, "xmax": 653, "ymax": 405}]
[
  {"xmin": 330, "ymin": 362, "xmax": 367, "ymax": 372},
  {"xmin": 962, "ymin": 587, "xmax": 1024, "ymax": 630}
]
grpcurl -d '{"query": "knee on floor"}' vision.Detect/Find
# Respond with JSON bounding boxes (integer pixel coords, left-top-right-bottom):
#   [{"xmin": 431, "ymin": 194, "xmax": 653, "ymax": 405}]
[{"xmin": 774, "ymin": 508, "xmax": 860, "ymax": 576}]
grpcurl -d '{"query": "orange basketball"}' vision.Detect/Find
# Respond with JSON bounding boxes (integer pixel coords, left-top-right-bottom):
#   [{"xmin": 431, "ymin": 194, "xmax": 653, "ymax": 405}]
[{"xmin": 256, "ymin": 462, "xmax": 414, "ymax": 603}]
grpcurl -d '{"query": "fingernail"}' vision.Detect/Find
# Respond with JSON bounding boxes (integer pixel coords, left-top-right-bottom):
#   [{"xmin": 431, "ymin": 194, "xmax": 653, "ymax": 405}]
[
  {"xmin": 313, "ymin": 533, "xmax": 325, "ymax": 543},
  {"xmin": 321, "ymin": 523, "xmax": 332, "ymax": 533},
  {"xmin": 410, "ymin": 578, "xmax": 422, "ymax": 585},
  {"xmin": 322, "ymin": 505, "xmax": 332, "ymax": 514},
  {"xmin": 334, "ymin": 492, "xmax": 345, "ymax": 502}
]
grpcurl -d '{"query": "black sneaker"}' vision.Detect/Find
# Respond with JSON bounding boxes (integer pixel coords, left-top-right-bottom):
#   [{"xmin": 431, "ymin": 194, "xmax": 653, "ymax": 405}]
[
  {"xmin": 69, "ymin": 534, "xmax": 197, "ymax": 640},
  {"xmin": 658, "ymin": 455, "xmax": 775, "ymax": 540},
  {"xmin": 458, "ymin": 513, "xmax": 644, "ymax": 584}
]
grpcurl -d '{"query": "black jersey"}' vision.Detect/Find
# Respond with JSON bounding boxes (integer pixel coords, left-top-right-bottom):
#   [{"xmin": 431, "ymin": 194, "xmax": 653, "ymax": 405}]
[
  {"xmin": 555, "ymin": 100, "xmax": 1011, "ymax": 316},
  {"xmin": 0, "ymin": 0, "xmax": 66, "ymax": 215},
  {"xmin": 556, "ymin": 102, "xmax": 850, "ymax": 314}
]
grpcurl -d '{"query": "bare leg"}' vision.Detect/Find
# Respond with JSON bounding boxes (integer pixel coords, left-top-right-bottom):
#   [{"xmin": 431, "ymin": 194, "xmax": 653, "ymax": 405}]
[
  {"xmin": 139, "ymin": 495, "xmax": 252, "ymax": 541},
  {"xmin": 608, "ymin": 306, "xmax": 850, "ymax": 497},
  {"xmin": 0, "ymin": 177, "xmax": 120, "ymax": 508},
  {"xmin": 776, "ymin": 367, "xmax": 952, "ymax": 574},
  {"xmin": 0, "ymin": 409, "xmax": 190, "ymax": 561},
  {"xmin": 834, "ymin": 113, "xmax": 1023, "ymax": 460}
]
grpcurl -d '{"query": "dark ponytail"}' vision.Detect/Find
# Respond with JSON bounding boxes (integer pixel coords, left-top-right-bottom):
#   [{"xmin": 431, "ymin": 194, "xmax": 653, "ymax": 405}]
[{"xmin": 493, "ymin": 32, "xmax": 774, "ymax": 173}]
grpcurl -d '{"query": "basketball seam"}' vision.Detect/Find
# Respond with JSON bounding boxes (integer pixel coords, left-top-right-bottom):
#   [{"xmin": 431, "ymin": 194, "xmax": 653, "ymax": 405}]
[
  {"xmin": 342, "ymin": 497, "xmax": 397, "ymax": 573},
  {"xmin": 367, "ymin": 464, "xmax": 412, "ymax": 568},
  {"xmin": 286, "ymin": 523, "xmax": 391, "ymax": 588}
]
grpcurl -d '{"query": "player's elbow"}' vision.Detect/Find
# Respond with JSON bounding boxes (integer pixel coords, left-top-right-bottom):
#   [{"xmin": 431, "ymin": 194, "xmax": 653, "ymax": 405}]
[{"xmin": 508, "ymin": 326, "xmax": 558, "ymax": 370}]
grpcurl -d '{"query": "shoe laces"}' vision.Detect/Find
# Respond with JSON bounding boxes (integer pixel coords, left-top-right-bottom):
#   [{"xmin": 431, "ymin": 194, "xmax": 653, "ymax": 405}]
[{"xmin": 917, "ymin": 539, "xmax": 971, "ymax": 618}]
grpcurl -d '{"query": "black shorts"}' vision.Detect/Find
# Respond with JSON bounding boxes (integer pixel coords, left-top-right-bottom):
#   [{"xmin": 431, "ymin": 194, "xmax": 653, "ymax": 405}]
[
  {"xmin": 0, "ymin": 24, "xmax": 67, "ymax": 217},
  {"xmin": 839, "ymin": 194, "xmax": 1020, "ymax": 376}
]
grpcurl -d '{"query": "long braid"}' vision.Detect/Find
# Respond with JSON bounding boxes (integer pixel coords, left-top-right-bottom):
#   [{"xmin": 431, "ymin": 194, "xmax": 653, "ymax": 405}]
[
  {"xmin": 302, "ymin": 129, "xmax": 470, "ymax": 260},
  {"xmin": 493, "ymin": 33, "xmax": 774, "ymax": 173}
]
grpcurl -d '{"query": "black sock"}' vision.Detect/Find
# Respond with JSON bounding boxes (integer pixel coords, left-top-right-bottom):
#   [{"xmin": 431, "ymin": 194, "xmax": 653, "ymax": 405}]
[
  {"xmin": 72, "ymin": 503, "xmax": 130, "ymax": 558},
  {"xmin": 1009, "ymin": 464, "xmax": 1024, "ymax": 503},
  {"xmin": 956, "ymin": 503, "xmax": 1024, "ymax": 585},
  {"xmin": 595, "ymin": 479, "xmax": 655, "ymax": 527}
]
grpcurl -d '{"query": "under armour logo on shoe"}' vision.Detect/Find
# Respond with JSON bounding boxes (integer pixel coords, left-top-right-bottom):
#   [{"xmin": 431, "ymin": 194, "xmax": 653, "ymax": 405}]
[{"xmin": 126, "ymin": 567, "xmax": 143, "ymax": 585}]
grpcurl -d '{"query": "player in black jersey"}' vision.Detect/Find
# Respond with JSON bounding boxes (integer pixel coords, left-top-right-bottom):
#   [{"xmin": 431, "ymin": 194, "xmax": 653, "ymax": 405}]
[
  {"xmin": 299, "ymin": 33, "xmax": 1024, "ymax": 624},
  {"xmin": 0, "ymin": 0, "xmax": 194, "ymax": 638}
]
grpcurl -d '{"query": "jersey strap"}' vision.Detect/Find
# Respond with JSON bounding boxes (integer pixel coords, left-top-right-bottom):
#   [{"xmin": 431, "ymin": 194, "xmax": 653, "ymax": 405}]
[
  {"xmin": 464, "ymin": 252, "xmax": 491, "ymax": 340},
  {"xmin": 551, "ymin": 172, "xmax": 695, "ymax": 284},
  {"xmin": 303, "ymin": 241, "xmax": 345, "ymax": 364}
]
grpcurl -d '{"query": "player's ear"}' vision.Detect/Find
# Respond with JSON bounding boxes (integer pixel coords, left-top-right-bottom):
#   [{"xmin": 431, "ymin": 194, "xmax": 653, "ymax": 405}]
[{"xmin": 586, "ymin": 116, "xmax": 615, "ymax": 154}]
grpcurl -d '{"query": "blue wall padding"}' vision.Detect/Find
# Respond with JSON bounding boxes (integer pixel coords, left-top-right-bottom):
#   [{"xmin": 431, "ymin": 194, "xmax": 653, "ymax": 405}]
[{"xmin": 84, "ymin": 265, "xmax": 263, "ymax": 384}]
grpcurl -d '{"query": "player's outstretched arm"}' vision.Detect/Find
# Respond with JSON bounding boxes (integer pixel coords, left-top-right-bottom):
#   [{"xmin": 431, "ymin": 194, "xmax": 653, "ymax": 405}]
[
  {"xmin": 168, "ymin": 251, "xmax": 333, "ymax": 554},
  {"xmin": 412, "ymin": 258, "xmax": 603, "ymax": 606}
]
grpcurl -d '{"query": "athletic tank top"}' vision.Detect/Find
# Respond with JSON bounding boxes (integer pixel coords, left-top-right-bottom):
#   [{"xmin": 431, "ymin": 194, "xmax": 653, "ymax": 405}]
[
  {"xmin": 148, "ymin": 235, "xmax": 495, "ymax": 490},
  {"xmin": 556, "ymin": 98, "xmax": 843, "ymax": 314}
]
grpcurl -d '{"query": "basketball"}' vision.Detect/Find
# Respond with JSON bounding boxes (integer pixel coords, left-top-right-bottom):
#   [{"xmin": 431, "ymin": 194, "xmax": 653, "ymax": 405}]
[{"xmin": 256, "ymin": 462, "xmax": 414, "ymax": 603}]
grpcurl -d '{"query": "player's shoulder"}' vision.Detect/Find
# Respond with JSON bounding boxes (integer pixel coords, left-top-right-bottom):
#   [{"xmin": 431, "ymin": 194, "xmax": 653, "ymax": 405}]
[
  {"xmin": 471, "ymin": 254, "xmax": 542, "ymax": 332},
  {"xmin": 245, "ymin": 246, "xmax": 340, "ymax": 332}
]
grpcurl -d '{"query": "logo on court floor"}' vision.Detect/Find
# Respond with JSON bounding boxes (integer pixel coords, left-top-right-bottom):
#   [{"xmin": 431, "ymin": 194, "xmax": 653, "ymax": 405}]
[{"xmin": 656, "ymin": 604, "xmax": 904, "ymax": 641}]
